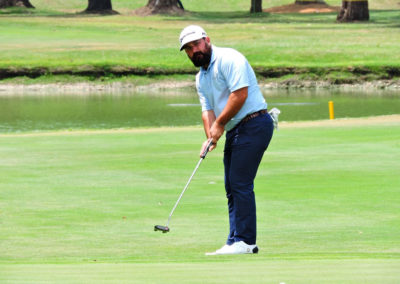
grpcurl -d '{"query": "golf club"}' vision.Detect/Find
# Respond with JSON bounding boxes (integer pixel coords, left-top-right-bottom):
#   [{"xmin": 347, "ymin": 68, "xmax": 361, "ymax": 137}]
[{"xmin": 154, "ymin": 139, "xmax": 214, "ymax": 233}]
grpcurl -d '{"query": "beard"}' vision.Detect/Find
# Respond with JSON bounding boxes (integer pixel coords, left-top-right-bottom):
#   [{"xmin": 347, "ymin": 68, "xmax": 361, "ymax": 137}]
[{"xmin": 189, "ymin": 48, "xmax": 211, "ymax": 68}]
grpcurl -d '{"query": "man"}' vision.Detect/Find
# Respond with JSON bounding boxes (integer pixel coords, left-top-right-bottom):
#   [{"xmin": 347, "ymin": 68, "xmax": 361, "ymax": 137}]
[{"xmin": 179, "ymin": 25, "xmax": 274, "ymax": 255}]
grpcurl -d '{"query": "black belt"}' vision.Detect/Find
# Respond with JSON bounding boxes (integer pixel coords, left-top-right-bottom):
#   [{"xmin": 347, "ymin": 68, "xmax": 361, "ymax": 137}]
[{"xmin": 240, "ymin": 109, "xmax": 268, "ymax": 124}]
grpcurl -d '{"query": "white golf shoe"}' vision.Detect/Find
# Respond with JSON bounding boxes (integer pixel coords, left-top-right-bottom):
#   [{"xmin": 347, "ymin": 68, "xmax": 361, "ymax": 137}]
[
  {"xmin": 205, "ymin": 244, "xmax": 232, "ymax": 256},
  {"xmin": 205, "ymin": 241, "xmax": 258, "ymax": 255}
]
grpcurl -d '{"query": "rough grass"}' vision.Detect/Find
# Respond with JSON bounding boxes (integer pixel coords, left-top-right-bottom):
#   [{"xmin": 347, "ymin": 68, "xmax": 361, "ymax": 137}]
[{"xmin": 0, "ymin": 5, "xmax": 399, "ymax": 81}]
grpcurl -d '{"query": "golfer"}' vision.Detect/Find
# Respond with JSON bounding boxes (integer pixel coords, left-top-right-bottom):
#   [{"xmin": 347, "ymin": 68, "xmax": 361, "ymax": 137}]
[{"xmin": 179, "ymin": 25, "xmax": 274, "ymax": 255}]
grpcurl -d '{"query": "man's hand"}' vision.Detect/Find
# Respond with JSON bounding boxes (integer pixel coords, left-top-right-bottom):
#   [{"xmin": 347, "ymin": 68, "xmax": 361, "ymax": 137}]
[
  {"xmin": 210, "ymin": 121, "xmax": 224, "ymax": 144},
  {"xmin": 200, "ymin": 138, "xmax": 216, "ymax": 157},
  {"xmin": 199, "ymin": 120, "xmax": 223, "ymax": 158}
]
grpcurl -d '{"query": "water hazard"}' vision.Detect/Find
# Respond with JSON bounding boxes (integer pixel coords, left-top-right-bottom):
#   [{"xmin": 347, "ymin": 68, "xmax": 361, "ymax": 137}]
[{"xmin": 0, "ymin": 88, "xmax": 399, "ymax": 133}]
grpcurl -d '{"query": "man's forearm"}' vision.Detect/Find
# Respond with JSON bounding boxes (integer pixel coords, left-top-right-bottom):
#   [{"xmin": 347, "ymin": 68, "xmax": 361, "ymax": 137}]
[
  {"xmin": 215, "ymin": 87, "xmax": 248, "ymax": 127},
  {"xmin": 202, "ymin": 110, "xmax": 216, "ymax": 138}
]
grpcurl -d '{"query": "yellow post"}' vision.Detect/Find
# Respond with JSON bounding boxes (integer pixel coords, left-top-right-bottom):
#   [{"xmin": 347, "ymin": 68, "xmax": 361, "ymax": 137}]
[{"xmin": 329, "ymin": 101, "xmax": 334, "ymax": 120}]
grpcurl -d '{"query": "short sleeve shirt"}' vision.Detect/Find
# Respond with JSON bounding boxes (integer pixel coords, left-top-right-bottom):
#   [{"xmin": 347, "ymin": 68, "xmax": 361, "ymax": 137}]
[{"xmin": 196, "ymin": 46, "xmax": 267, "ymax": 131}]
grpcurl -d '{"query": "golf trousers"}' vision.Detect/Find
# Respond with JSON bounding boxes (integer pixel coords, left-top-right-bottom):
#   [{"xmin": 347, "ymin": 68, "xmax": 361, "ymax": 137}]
[{"xmin": 224, "ymin": 111, "xmax": 274, "ymax": 245}]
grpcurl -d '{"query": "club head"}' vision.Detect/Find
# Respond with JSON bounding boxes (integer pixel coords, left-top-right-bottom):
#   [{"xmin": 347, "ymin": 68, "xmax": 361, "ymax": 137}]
[{"xmin": 154, "ymin": 225, "xmax": 169, "ymax": 233}]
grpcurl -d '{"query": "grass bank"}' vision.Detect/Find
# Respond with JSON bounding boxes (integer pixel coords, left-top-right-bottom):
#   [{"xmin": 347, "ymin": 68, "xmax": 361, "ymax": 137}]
[
  {"xmin": 1, "ymin": 3, "xmax": 400, "ymax": 84},
  {"xmin": 0, "ymin": 120, "xmax": 399, "ymax": 282}
]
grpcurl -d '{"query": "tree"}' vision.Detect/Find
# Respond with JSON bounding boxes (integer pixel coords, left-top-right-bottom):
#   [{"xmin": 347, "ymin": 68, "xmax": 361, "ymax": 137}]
[
  {"xmin": 0, "ymin": 0, "xmax": 34, "ymax": 8},
  {"xmin": 250, "ymin": 0, "xmax": 262, "ymax": 13},
  {"xmin": 337, "ymin": 0, "xmax": 369, "ymax": 22},
  {"xmin": 84, "ymin": 0, "xmax": 117, "ymax": 14}
]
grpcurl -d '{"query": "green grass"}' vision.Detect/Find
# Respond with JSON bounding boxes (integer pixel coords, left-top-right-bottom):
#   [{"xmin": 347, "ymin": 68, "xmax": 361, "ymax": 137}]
[
  {"xmin": 1, "ymin": 261, "xmax": 399, "ymax": 283},
  {"xmin": 4, "ymin": 0, "xmax": 400, "ymax": 12},
  {"xmin": 0, "ymin": 73, "xmax": 194, "ymax": 85},
  {"xmin": 1, "ymin": 2, "xmax": 400, "ymax": 79},
  {"xmin": 0, "ymin": 122, "xmax": 399, "ymax": 282}
]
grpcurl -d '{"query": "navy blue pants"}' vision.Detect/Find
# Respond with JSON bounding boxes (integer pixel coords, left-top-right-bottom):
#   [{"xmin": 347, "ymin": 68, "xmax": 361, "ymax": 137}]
[{"xmin": 224, "ymin": 112, "xmax": 274, "ymax": 245}]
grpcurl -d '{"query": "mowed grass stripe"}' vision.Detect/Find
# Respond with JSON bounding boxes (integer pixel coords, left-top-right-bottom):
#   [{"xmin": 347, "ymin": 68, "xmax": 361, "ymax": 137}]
[{"xmin": 1, "ymin": 260, "xmax": 400, "ymax": 283}]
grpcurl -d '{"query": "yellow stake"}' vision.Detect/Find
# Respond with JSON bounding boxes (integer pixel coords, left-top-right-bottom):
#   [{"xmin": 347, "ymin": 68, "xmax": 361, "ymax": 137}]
[{"xmin": 329, "ymin": 101, "xmax": 334, "ymax": 120}]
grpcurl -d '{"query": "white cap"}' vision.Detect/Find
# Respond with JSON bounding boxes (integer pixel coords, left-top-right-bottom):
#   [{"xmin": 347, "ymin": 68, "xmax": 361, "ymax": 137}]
[{"xmin": 179, "ymin": 25, "xmax": 207, "ymax": 51}]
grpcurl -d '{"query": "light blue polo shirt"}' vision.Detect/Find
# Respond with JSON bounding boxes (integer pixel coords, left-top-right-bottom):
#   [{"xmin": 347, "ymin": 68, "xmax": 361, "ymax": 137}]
[{"xmin": 196, "ymin": 45, "xmax": 267, "ymax": 131}]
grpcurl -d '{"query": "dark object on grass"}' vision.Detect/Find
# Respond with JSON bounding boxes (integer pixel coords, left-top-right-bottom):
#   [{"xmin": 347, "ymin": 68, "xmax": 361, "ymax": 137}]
[{"xmin": 154, "ymin": 225, "xmax": 170, "ymax": 233}]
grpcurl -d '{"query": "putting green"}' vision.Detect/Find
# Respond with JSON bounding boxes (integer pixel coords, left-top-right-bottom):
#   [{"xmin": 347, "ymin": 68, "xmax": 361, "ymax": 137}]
[{"xmin": 0, "ymin": 116, "xmax": 399, "ymax": 282}]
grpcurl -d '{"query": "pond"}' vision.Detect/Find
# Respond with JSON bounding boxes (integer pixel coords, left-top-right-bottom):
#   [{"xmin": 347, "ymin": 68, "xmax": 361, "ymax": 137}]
[{"xmin": 0, "ymin": 88, "xmax": 399, "ymax": 133}]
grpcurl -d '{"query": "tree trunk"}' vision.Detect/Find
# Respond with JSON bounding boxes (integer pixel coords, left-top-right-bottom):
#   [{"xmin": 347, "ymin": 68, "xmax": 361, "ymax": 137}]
[
  {"xmin": 0, "ymin": 0, "xmax": 34, "ymax": 8},
  {"xmin": 250, "ymin": 0, "xmax": 262, "ymax": 13},
  {"xmin": 84, "ymin": 0, "xmax": 118, "ymax": 14},
  {"xmin": 145, "ymin": 0, "xmax": 183, "ymax": 13},
  {"xmin": 295, "ymin": 0, "xmax": 326, "ymax": 4},
  {"xmin": 337, "ymin": 0, "xmax": 369, "ymax": 22},
  {"xmin": 135, "ymin": 0, "xmax": 184, "ymax": 15}
]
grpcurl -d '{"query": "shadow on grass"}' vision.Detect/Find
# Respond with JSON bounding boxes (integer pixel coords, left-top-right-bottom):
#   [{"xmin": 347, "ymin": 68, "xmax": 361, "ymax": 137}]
[
  {"xmin": 174, "ymin": 10, "xmax": 338, "ymax": 24},
  {"xmin": 368, "ymin": 9, "xmax": 400, "ymax": 27},
  {"xmin": 169, "ymin": 9, "xmax": 400, "ymax": 26}
]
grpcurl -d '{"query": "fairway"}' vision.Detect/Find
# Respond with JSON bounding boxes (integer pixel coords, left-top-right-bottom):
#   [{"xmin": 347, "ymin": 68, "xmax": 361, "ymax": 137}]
[{"xmin": 1, "ymin": 117, "xmax": 399, "ymax": 283}]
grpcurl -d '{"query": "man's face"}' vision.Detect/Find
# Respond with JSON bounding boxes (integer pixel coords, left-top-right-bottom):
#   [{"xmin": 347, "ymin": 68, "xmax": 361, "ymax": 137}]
[{"xmin": 183, "ymin": 37, "xmax": 212, "ymax": 68}]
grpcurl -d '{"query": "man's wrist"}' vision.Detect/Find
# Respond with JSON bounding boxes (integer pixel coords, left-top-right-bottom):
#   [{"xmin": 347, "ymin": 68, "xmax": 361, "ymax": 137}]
[{"xmin": 215, "ymin": 119, "xmax": 226, "ymax": 127}]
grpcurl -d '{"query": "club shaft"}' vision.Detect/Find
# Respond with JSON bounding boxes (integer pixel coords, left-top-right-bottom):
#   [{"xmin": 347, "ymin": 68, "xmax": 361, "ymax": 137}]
[{"xmin": 166, "ymin": 157, "xmax": 204, "ymax": 227}]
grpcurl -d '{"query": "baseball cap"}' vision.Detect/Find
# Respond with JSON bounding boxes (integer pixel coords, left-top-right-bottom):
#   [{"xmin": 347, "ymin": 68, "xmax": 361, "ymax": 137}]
[{"xmin": 179, "ymin": 25, "xmax": 207, "ymax": 51}]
